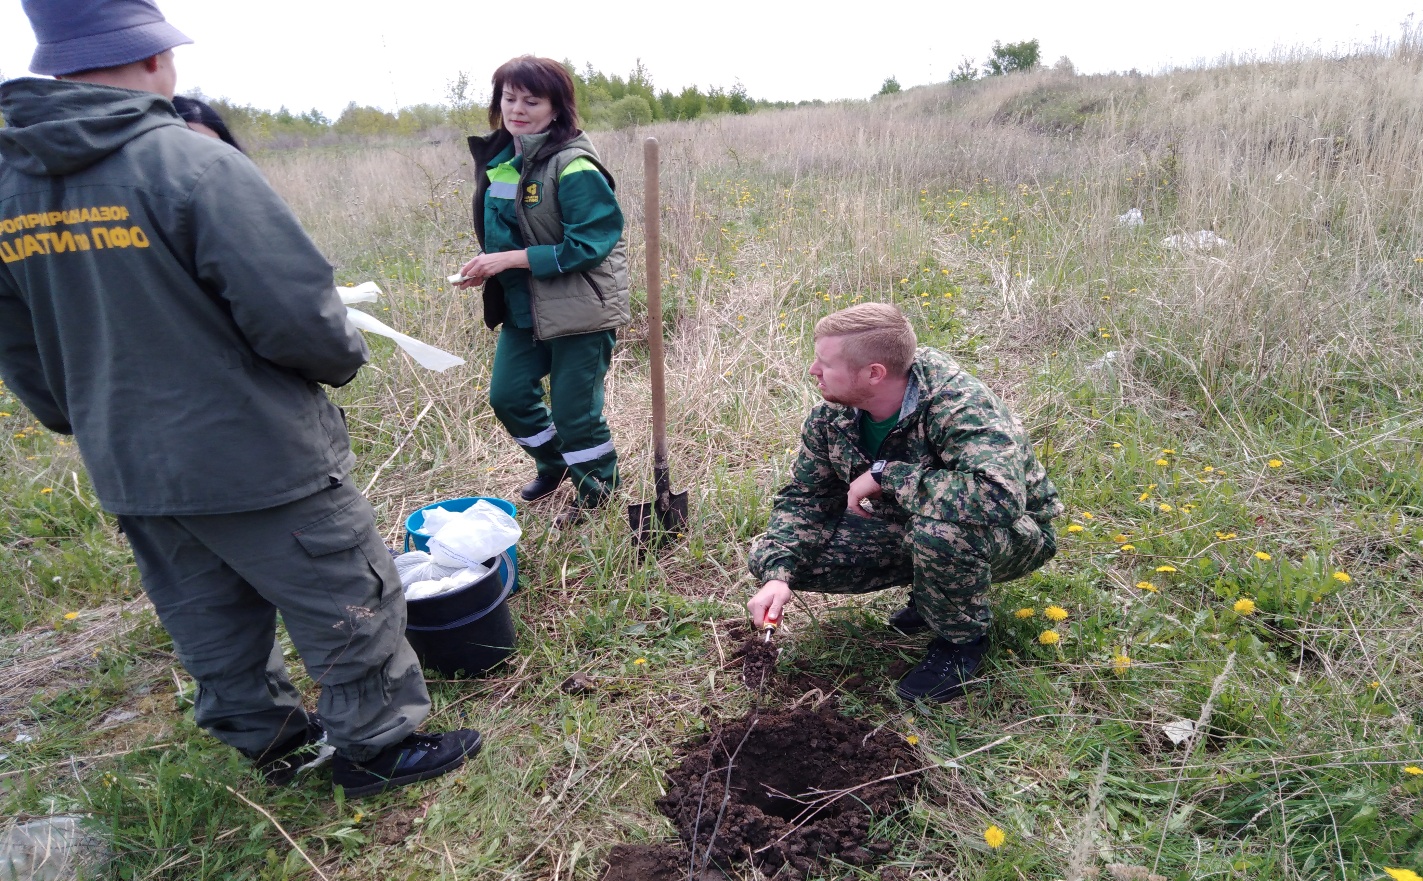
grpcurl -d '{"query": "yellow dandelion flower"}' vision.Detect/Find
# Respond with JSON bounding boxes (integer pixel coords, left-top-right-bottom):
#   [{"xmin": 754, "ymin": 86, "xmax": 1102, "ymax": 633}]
[
  {"xmin": 1405, "ymin": 766, "xmax": 1423, "ymax": 776},
  {"xmin": 0, "ymin": 412, "xmax": 10, "ymax": 417},
  {"xmin": 353, "ymin": 811, "xmax": 364, "ymax": 823},
  {"xmin": 1081, "ymin": 512, "xmax": 1094, "ymax": 519},
  {"xmin": 1155, "ymin": 565, "xmax": 1177, "ymax": 573},
  {"xmin": 1233, "ymin": 598, "xmax": 1256, "ymax": 615},
  {"xmin": 1203, "ymin": 466, "xmax": 1215, "ymax": 473},
  {"xmin": 1162, "ymin": 448, "xmax": 1176, "ymax": 454},
  {"xmin": 1384, "ymin": 870, "xmax": 1423, "ymax": 881},
  {"xmin": 1138, "ymin": 492, "xmax": 1150, "ymax": 502},
  {"xmin": 1155, "ymin": 458, "xmax": 1169, "ymax": 466},
  {"xmin": 906, "ymin": 734, "xmax": 919, "ymax": 746},
  {"xmin": 1113, "ymin": 534, "xmax": 1130, "ymax": 543},
  {"xmin": 1136, "ymin": 581, "xmax": 1158, "ymax": 592},
  {"xmin": 1112, "ymin": 442, "xmax": 1122, "ymax": 449},
  {"xmin": 1066, "ymin": 524, "xmax": 1085, "ymax": 533},
  {"xmin": 984, "ymin": 825, "xmax": 1006, "ymax": 848},
  {"xmin": 1369, "ymin": 680, "xmax": 1381, "ymax": 690},
  {"xmin": 900, "ymin": 277, "xmax": 909, "ymax": 283},
  {"xmin": 1038, "ymin": 630, "xmax": 1060, "ymax": 645},
  {"xmin": 1158, "ymin": 503, "xmax": 1173, "ymax": 512},
  {"xmin": 1120, "ymin": 544, "xmax": 1136, "ymax": 552},
  {"xmin": 1332, "ymin": 571, "xmax": 1351, "ymax": 583},
  {"xmin": 1015, "ymin": 607, "xmax": 1036, "ymax": 619},
  {"xmin": 1044, "ymin": 605, "xmax": 1069, "ymax": 622},
  {"xmin": 1214, "ymin": 531, "xmax": 1237, "ymax": 541},
  {"xmin": 63, "ymin": 612, "xmax": 78, "ymax": 620},
  {"xmin": 1254, "ymin": 551, "xmax": 1272, "ymax": 562},
  {"xmin": 40, "ymin": 487, "xmax": 53, "ymax": 494},
  {"xmin": 633, "ymin": 657, "xmax": 647, "ymax": 665},
  {"xmin": 1267, "ymin": 459, "xmax": 1283, "ymax": 468},
  {"xmin": 1112, "ymin": 654, "xmax": 1132, "ymax": 675}
]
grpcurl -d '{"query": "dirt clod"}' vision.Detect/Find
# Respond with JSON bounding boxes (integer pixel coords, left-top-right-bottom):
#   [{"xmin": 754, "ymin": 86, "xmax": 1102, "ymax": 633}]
[
  {"xmin": 561, "ymin": 672, "xmax": 597, "ymax": 694},
  {"xmin": 737, "ymin": 634, "xmax": 779, "ymax": 691},
  {"xmin": 656, "ymin": 706, "xmax": 915, "ymax": 877}
]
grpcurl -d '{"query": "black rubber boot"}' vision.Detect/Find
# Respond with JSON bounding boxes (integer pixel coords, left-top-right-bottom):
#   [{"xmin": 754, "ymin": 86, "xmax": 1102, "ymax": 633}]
[
  {"xmin": 887, "ymin": 596, "xmax": 929, "ymax": 634},
  {"xmin": 895, "ymin": 637, "xmax": 987, "ymax": 702},
  {"xmin": 518, "ymin": 470, "xmax": 567, "ymax": 502}
]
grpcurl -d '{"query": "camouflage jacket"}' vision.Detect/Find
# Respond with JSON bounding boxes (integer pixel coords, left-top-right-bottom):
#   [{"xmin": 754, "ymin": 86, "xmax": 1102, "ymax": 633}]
[{"xmin": 749, "ymin": 347, "xmax": 1063, "ymax": 585}]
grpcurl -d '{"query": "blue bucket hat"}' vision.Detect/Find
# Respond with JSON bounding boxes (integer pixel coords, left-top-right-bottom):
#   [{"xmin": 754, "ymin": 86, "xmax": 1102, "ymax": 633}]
[{"xmin": 24, "ymin": 0, "xmax": 193, "ymax": 76}]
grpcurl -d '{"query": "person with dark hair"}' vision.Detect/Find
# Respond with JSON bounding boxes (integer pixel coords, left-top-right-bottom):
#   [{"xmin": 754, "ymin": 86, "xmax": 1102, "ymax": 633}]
[
  {"xmin": 455, "ymin": 55, "xmax": 630, "ymax": 528},
  {"xmin": 0, "ymin": 0, "xmax": 482, "ymax": 796},
  {"xmin": 746, "ymin": 303, "xmax": 1062, "ymax": 703},
  {"xmin": 172, "ymin": 94, "xmax": 242, "ymax": 151}
]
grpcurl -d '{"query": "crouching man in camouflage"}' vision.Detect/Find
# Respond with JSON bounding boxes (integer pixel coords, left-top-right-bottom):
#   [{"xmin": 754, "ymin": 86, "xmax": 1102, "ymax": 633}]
[{"xmin": 747, "ymin": 303, "xmax": 1062, "ymax": 702}]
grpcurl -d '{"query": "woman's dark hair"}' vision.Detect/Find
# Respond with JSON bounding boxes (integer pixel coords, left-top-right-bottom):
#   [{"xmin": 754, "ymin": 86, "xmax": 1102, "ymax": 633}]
[
  {"xmin": 488, "ymin": 56, "xmax": 579, "ymax": 144},
  {"xmin": 171, "ymin": 96, "xmax": 243, "ymax": 153}
]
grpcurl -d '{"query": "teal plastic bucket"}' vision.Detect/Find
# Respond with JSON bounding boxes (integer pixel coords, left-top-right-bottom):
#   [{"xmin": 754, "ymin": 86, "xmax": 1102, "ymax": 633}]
[{"xmin": 404, "ymin": 497, "xmax": 518, "ymax": 593}]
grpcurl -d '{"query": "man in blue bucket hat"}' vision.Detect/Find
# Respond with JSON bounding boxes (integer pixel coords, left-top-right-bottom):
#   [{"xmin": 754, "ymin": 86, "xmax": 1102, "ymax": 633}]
[{"xmin": 0, "ymin": 0, "xmax": 482, "ymax": 797}]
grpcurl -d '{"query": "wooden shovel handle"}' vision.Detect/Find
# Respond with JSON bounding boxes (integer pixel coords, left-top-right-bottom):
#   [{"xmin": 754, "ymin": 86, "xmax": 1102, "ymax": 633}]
[{"xmin": 644, "ymin": 137, "xmax": 668, "ymax": 470}]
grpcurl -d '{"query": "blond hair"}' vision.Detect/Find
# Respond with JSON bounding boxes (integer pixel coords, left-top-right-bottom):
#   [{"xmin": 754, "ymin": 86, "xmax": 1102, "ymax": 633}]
[{"xmin": 813, "ymin": 303, "xmax": 917, "ymax": 375}]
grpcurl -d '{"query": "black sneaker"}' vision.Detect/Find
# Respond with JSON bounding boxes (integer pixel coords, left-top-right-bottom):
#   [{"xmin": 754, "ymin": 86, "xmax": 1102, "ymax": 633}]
[
  {"xmin": 887, "ymin": 597, "xmax": 929, "ymax": 634},
  {"xmin": 253, "ymin": 719, "xmax": 335, "ymax": 786},
  {"xmin": 519, "ymin": 471, "xmax": 567, "ymax": 502},
  {"xmin": 331, "ymin": 729, "xmax": 483, "ymax": 797},
  {"xmin": 895, "ymin": 637, "xmax": 987, "ymax": 702}
]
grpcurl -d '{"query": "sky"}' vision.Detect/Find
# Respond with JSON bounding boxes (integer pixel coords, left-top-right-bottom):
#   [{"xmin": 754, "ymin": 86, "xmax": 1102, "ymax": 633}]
[{"xmin": 1, "ymin": 1, "xmax": 1418, "ymax": 117}]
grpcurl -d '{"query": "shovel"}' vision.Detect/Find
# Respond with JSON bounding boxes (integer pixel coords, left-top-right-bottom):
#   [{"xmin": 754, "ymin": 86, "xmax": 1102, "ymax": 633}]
[{"xmin": 629, "ymin": 137, "xmax": 689, "ymax": 547}]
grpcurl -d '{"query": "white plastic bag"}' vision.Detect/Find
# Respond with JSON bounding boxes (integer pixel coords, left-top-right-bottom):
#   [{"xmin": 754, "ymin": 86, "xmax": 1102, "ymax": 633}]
[
  {"xmin": 393, "ymin": 550, "xmax": 489, "ymax": 600},
  {"xmin": 336, "ymin": 282, "xmax": 466, "ymax": 372},
  {"xmin": 427, "ymin": 500, "xmax": 522, "ymax": 569}
]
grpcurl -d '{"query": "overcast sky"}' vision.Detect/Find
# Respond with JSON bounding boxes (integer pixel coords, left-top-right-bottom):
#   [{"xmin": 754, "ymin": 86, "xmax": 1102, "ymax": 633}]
[{"xmin": 1, "ymin": 1, "xmax": 1417, "ymax": 117}]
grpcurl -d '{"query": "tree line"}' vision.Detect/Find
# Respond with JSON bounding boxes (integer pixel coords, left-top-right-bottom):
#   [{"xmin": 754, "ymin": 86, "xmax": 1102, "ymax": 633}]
[{"xmin": 183, "ymin": 60, "xmax": 810, "ymax": 148}]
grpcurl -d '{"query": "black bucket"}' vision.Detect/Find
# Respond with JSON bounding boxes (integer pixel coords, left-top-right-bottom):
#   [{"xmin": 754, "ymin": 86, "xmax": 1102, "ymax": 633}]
[{"xmin": 403, "ymin": 550, "xmax": 516, "ymax": 677}]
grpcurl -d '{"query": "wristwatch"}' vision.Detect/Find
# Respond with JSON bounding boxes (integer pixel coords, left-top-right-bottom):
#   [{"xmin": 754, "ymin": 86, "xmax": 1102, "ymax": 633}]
[{"xmin": 869, "ymin": 460, "xmax": 887, "ymax": 485}]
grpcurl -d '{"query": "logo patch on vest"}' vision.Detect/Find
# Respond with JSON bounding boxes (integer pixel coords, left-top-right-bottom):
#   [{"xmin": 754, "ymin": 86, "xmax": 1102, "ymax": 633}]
[{"xmin": 522, "ymin": 182, "xmax": 542, "ymax": 206}]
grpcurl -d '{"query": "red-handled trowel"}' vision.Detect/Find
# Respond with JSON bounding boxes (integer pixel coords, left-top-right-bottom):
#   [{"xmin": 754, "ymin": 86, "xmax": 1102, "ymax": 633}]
[{"xmin": 628, "ymin": 137, "xmax": 689, "ymax": 547}]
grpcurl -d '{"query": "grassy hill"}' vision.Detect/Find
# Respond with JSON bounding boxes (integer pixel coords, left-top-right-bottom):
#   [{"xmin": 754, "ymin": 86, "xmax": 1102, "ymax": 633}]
[{"xmin": 3, "ymin": 43, "xmax": 1422, "ymax": 880}]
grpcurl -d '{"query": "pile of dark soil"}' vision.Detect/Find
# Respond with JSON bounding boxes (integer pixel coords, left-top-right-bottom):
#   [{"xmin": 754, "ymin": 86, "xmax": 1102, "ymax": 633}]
[
  {"xmin": 653, "ymin": 706, "xmax": 916, "ymax": 878},
  {"xmin": 600, "ymin": 844, "xmax": 716, "ymax": 881}
]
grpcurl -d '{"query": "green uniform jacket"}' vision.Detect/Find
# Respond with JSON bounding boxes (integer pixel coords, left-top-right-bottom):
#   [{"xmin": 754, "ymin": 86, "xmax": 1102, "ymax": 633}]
[
  {"xmin": 468, "ymin": 129, "xmax": 630, "ymax": 340},
  {"xmin": 750, "ymin": 347, "xmax": 1064, "ymax": 586},
  {"xmin": 0, "ymin": 79, "xmax": 366, "ymax": 515}
]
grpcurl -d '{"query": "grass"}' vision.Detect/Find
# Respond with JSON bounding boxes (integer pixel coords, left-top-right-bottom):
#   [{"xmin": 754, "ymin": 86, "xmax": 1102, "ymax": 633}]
[{"xmin": 4, "ymin": 38, "xmax": 1423, "ymax": 881}]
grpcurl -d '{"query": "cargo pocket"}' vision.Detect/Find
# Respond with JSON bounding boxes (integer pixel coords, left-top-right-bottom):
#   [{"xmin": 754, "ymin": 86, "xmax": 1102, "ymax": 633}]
[{"xmin": 292, "ymin": 493, "xmax": 398, "ymax": 605}]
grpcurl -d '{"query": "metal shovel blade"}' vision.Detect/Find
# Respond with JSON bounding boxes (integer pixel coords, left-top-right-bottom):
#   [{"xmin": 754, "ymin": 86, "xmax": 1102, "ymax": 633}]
[{"xmin": 628, "ymin": 474, "xmax": 688, "ymax": 548}]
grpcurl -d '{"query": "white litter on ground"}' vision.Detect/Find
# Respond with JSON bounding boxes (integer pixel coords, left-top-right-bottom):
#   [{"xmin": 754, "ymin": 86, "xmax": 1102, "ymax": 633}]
[
  {"xmin": 1162, "ymin": 718, "xmax": 1197, "ymax": 745},
  {"xmin": 1160, "ymin": 230, "xmax": 1229, "ymax": 251},
  {"xmin": 1117, "ymin": 208, "xmax": 1143, "ymax": 226}
]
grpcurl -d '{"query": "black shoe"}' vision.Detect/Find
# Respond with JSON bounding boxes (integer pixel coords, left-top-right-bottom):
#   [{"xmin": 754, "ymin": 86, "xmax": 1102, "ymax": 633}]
[
  {"xmin": 331, "ymin": 729, "xmax": 483, "ymax": 798},
  {"xmin": 519, "ymin": 471, "xmax": 567, "ymax": 502},
  {"xmin": 895, "ymin": 637, "xmax": 987, "ymax": 702},
  {"xmin": 887, "ymin": 597, "xmax": 929, "ymax": 634},
  {"xmin": 252, "ymin": 718, "xmax": 334, "ymax": 786}
]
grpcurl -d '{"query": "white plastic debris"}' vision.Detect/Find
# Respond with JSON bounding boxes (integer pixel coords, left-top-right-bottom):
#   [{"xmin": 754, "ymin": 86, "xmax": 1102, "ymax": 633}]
[
  {"xmin": 1117, "ymin": 208, "xmax": 1143, "ymax": 226},
  {"xmin": 1, "ymin": 815, "xmax": 110, "ymax": 881},
  {"xmin": 447, "ymin": 273, "xmax": 473, "ymax": 284},
  {"xmin": 1087, "ymin": 350, "xmax": 1121, "ymax": 372},
  {"xmin": 1162, "ymin": 719, "xmax": 1196, "ymax": 745},
  {"xmin": 336, "ymin": 282, "xmax": 465, "ymax": 373},
  {"xmin": 1160, "ymin": 231, "xmax": 1228, "ymax": 251},
  {"xmin": 13, "ymin": 734, "xmax": 34, "ymax": 744}
]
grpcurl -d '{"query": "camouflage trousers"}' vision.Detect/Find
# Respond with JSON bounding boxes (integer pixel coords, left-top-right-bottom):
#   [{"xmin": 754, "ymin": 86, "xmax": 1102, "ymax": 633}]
[{"xmin": 787, "ymin": 512, "xmax": 1056, "ymax": 644}]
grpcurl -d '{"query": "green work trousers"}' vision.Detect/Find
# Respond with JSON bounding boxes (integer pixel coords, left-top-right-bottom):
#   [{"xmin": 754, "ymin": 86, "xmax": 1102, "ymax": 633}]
[
  {"xmin": 786, "ymin": 512, "xmax": 1056, "ymax": 644},
  {"xmin": 489, "ymin": 325, "xmax": 619, "ymax": 505},
  {"xmin": 118, "ymin": 480, "xmax": 430, "ymax": 763}
]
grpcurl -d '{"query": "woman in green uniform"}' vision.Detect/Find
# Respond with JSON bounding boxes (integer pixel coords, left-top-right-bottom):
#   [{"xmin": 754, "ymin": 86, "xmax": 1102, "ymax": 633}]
[{"xmin": 457, "ymin": 56, "xmax": 630, "ymax": 527}]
